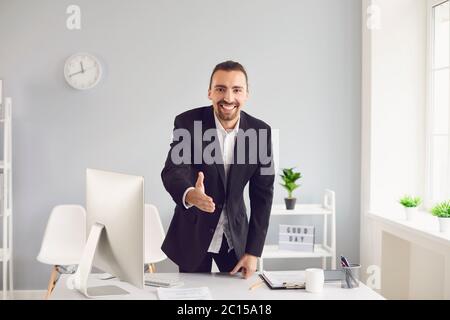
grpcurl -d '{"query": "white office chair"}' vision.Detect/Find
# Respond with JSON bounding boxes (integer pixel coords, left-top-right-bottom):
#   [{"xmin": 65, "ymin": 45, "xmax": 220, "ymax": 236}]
[
  {"xmin": 144, "ymin": 204, "xmax": 167, "ymax": 273},
  {"xmin": 37, "ymin": 205, "xmax": 86, "ymax": 299}
]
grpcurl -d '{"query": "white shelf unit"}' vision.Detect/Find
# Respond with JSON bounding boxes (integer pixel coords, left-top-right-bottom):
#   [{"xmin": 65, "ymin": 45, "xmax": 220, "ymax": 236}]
[
  {"xmin": 0, "ymin": 88, "xmax": 13, "ymax": 300},
  {"xmin": 258, "ymin": 189, "xmax": 336, "ymax": 271}
]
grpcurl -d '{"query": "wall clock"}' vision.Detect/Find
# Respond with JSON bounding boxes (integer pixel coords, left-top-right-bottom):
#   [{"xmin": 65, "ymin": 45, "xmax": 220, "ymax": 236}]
[{"xmin": 64, "ymin": 53, "xmax": 102, "ymax": 90}]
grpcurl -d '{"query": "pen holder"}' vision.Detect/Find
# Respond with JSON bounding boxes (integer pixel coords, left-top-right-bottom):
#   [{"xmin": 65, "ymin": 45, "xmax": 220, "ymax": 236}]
[{"xmin": 341, "ymin": 264, "xmax": 361, "ymax": 289}]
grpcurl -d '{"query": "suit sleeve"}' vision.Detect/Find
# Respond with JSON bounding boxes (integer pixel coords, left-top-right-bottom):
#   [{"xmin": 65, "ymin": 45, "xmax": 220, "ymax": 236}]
[
  {"xmin": 161, "ymin": 115, "xmax": 195, "ymax": 208},
  {"xmin": 245, "ymin": 126, "xmax": 275, "ymax": 257}
]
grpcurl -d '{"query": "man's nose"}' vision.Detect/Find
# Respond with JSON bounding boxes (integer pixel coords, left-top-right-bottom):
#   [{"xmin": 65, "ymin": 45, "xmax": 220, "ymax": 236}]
[{"xmin": 224, "ymin": 90, "xmax": 233, "ymax": 103}]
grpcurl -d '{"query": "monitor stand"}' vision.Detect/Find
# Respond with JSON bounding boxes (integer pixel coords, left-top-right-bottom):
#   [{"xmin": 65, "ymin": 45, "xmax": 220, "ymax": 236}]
[{"xmin": 66, "ymin": 223, "xmax": 130, "ymax": 298}]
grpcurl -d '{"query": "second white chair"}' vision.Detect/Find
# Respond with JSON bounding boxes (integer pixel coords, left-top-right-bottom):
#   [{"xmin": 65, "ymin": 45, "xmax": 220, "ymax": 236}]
[{"xmin": 144, "ymin": 204, "xmax": 167, "ymax": 273}]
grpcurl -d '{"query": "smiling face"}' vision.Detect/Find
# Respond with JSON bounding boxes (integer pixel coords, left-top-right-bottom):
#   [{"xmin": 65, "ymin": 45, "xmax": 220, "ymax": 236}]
[{"xmin": 208, "ymin": 70, "xmax": 249, "ymax": 129}]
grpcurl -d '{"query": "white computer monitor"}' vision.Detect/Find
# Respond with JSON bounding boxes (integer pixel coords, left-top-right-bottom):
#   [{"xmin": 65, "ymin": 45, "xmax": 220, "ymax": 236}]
[{"xmin": 67, "ymin": 168, "xmax": 144, "ymax": 298}]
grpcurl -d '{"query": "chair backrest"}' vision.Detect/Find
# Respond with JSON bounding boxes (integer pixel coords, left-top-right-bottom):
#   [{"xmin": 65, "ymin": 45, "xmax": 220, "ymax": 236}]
[
  {"xmin": 144, "ymin": 204, "xmax": 167, "ymax": 264},
  {"xmin": 37, "ymin": 205, "xmax": 86, "ymax": 266}
]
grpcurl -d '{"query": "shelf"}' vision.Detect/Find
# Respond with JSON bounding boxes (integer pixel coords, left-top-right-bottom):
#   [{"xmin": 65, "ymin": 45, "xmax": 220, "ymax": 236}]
[
  {"xmin": 261, "ymin": 244, "xmax": 333, "ymax": 259},
  {"xmin": 0, "ymin": 248, "xmax": 10, "ymax": 262},
  {"xmin": 271, "ymin": 204, "xmax": 332, "ymax": 216}
]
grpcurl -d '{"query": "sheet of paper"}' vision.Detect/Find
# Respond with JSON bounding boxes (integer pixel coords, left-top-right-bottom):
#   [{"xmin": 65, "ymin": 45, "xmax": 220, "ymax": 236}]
[{"xmin": 157, "ymin": 287, "xmax": 212, "ymax": 300}]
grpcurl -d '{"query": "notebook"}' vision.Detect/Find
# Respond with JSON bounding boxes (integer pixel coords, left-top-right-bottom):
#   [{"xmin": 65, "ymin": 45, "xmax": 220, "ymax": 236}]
[
  {"xmin": 260, "ymin": 270, "xmax": 344, "ymax": 290},
  {"xmin": 260, "ymin": 271, "xmax": 306, "ymax": 289}
]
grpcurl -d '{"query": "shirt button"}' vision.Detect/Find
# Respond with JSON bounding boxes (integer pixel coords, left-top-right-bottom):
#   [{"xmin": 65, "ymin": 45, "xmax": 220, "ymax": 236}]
[{"xmin": 209, "ymin": 228, "xmax": 215, "ymax": 234}]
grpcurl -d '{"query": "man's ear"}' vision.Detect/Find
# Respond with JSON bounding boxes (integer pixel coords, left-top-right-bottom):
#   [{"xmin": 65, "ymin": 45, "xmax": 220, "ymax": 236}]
[
  {"xmin": 207, "ymin": 89, "xmax": 212, "ymax": 100},
  {"xmin": 243, "ymin": 88, "xmax": 249, "ymax": 102}
]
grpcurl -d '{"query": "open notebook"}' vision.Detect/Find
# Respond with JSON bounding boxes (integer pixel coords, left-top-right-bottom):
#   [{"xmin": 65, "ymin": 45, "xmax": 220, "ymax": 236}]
[
  {"xmin": 260, "ymin": 271, "xmax": 306, "ymax": 289},
  {"xmin": 260, "ymin": 270, "xmax": 344, "ymax": 290}
]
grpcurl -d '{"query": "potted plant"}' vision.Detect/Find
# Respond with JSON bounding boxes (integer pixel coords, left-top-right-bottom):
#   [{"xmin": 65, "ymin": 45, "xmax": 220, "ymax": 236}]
[
  {"xmin": 280, "ymin": 168, "xmax": 302, "ymax": 210},
  {"xmin": 399, "ymin": 195, "xmax": 422, "ymax": 221},
  {"xmin": 431, "ymin": 201, "xmax": 450, "ymax": 234}
]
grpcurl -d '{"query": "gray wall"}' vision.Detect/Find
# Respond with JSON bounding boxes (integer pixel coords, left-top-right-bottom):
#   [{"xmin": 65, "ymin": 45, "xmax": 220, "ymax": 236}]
[{"xmin": 0, "ymin": 0, "xmax": 361, "ymax": 289}]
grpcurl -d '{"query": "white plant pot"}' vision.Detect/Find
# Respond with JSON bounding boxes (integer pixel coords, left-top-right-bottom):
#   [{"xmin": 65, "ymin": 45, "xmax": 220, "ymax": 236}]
[
  {"xmin": 438, "ymin": 218, "xmax": 450, "ymax": 234},
  {"xmin": 405, "ymin": 207, "xmax": 418, "ymax": 221}
]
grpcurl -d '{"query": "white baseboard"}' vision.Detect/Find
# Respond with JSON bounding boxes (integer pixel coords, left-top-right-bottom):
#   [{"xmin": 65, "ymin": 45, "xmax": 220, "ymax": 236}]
[{"xmin": 7, "ymin": 290, "xmax": 46, "ymax": 300}]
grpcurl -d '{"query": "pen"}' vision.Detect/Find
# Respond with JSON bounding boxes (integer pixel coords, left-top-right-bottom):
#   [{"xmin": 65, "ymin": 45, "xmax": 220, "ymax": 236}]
[
  {"xmin": 340, "ymin": 255, "xmax": 351, "ymax": 287},
  {"xmin": 341, "ymin": 255, "xmax": 358, "ymax": 287},
  {"xmin": 249, "ymin": 279, "xmax": 264, "ymax": 291},
  {"xmin": 340, "ymin": 255, "xmax": 350, "ymax": 267}
]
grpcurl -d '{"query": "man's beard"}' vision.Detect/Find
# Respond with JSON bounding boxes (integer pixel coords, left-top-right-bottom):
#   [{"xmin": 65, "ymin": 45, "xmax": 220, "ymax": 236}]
[{"xmin": 215, "ymin": 100, "xmax": 240, "ymax": 121}]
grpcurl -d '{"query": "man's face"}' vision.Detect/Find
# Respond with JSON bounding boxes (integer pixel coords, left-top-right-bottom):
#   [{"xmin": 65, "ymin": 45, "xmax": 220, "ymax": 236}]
[{"xmin": 208, "ymin": 70, "xmax": 248, "ymax": 123}]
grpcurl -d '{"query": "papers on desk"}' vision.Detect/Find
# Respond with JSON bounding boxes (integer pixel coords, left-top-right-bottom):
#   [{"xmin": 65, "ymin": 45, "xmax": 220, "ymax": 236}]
[
  {"xmin": 157, "ymin": 287, "xmax": 212, "ymax": 300},
  {"xmin": 260, "ymin": 271, "xmax": 306, "ymax": 289}
]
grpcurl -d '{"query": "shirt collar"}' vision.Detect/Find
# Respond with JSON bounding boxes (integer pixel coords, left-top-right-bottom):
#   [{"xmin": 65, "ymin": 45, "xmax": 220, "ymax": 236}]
[{"xmin": 213, "ymin": 111, "xmax": 240, "ymax": 135}]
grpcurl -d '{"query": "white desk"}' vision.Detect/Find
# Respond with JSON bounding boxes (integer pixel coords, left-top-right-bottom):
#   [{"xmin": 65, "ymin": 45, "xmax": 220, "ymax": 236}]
[{"xmin": 51, "ymin": 272, "xmax": 384, "ymax": 300}]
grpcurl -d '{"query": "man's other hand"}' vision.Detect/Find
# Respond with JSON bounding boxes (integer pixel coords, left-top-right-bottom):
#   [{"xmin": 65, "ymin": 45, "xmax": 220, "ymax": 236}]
[{"xmin": 230, "ymin": 254, "xmax": 258, "ymax": 279}]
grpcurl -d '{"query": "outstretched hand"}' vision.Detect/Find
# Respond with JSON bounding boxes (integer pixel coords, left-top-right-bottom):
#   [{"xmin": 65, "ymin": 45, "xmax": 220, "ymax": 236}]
[{"xmin": 185, "ymin": 172, "xmax": 216, "ymax": 213}]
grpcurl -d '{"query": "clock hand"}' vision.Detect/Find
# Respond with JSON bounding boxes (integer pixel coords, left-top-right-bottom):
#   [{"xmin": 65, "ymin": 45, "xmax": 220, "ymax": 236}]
[
  {"xmin": 69, "ymin": 65, "xmax": 95, "ymax": 77},
  {"xmin": 69, "ymin": 70, "xmax": 84, "ymax": 77},
  {"xmin": 80, "ymin": 61, "xmax": 85, "ymax": 73}
]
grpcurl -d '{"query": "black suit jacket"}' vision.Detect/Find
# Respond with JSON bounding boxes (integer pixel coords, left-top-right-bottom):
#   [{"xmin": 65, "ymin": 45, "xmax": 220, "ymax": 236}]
[{"xmin": 161, "ymin": 106, "xmax": 275, "ymax": 271}]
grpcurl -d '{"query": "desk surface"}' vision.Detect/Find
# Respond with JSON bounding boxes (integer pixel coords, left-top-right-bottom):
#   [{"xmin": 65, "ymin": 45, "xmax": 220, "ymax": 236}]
[{"xmin": 52, "ymin": 272, "xmax": 384, "ymax": 300}]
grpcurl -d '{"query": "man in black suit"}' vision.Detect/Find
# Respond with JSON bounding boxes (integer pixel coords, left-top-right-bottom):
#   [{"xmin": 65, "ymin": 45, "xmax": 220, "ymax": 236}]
[{"xmin": 161, "ymin": 61, "xmax": 274, "ymax": 279}]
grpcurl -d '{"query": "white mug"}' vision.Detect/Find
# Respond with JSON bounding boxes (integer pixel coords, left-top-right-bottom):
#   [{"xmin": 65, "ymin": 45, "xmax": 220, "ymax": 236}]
[{"xmin": 305, "ymin": 268, "xmax": 325, "ymax": 293}]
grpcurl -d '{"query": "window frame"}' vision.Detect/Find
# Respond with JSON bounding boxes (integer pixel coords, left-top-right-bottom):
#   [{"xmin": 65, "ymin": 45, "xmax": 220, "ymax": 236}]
[{"xmin": 425, "ymin": 0, "xmax": 450, "ymax": 209}]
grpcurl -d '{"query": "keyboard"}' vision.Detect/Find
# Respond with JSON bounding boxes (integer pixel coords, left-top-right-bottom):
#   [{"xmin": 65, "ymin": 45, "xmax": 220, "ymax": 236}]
[{"xmin": 144, "ymin": 274, "xmax": 184, "ymax": 288}]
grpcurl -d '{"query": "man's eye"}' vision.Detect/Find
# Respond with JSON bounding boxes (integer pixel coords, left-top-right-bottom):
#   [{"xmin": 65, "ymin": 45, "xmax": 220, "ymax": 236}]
[
  {"xmin": 216, "ymin": 88, "xmax": 224, "ymax": 92},
  {"xmin": 234, "ymin": 89, "xmax": 242, "ymax": 93}
]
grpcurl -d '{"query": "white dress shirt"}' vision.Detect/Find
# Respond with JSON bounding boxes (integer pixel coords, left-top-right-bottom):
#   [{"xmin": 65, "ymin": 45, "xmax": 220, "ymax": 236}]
[{"xmin": 182, "ymin": 112, "xmax": 240, "ymax": 254}]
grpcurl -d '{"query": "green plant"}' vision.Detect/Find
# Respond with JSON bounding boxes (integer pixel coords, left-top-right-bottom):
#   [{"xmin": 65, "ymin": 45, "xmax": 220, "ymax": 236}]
[
  {"xmin": 280, "ymin": 168, "xmax": 302, "ymax": 199},
  {"xmin": 431, "ymin": 201, "xmax": 450, "ymax": 218},
  {"xmin": 399, "ymin": 195, "xmax": 422, "ymax": 208}
]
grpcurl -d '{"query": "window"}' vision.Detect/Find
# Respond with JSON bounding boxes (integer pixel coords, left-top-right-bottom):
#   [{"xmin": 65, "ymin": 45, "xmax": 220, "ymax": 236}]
[{"xmin": 427, "ymin": 0, "xmax": 450, "ymax": 206}]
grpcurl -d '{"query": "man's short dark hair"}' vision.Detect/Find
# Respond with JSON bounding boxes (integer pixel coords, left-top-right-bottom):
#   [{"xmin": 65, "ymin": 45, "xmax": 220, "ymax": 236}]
[{"xmin": 209, "ymin": 60, "xmax": 248, "ymax": 90}]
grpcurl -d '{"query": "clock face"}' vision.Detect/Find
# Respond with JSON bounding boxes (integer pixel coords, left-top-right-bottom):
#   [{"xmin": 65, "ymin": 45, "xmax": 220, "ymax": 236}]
[{"xmin": 64, "ymin": 53, "xmax": 102, "ymax": 90}]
